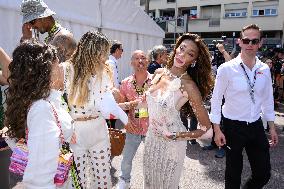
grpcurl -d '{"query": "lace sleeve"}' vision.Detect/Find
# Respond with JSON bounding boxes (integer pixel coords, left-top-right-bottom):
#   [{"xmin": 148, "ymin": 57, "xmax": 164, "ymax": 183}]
[{"xmin": 177, "ymin": 82, "xmax": 212, "ymax": 140}]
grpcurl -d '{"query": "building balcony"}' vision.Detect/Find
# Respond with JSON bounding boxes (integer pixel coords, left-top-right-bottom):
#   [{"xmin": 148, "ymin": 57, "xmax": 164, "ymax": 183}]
[{"xmin": 185, "ymin": 16, "xmax": 283, "ymax": 33}]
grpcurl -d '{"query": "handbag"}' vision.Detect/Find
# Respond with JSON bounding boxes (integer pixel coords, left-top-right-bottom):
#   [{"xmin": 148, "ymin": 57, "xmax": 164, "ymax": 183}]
[
  {"xmin": 9, "ymin": 101, "xmax": 73, "ymax": 187},
  {"xmin": 108, "ymin": 128, "xmax": 126, "ymax": 156}
]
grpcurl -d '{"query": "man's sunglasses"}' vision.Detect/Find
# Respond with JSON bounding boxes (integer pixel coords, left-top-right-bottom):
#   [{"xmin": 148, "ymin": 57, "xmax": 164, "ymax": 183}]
[
  {"xmin": 29, "ymin": 19, "xmax": 36, "ymax": 25},
  {"xmin": 241, "ymin": 38, "xmax": 260, "ymax": 45}
]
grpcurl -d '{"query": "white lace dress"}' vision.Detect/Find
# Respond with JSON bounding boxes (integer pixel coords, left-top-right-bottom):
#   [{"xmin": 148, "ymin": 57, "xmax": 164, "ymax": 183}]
[{"xmin": 143, "ymin": 78, "xmax": 187, "ymax": 189}]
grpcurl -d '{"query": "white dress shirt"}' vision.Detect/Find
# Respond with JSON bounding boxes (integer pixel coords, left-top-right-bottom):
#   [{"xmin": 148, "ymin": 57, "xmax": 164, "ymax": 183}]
[
  {"xmin": 108, "ymin": 54, "xmax": 119, "ymax": 88},
  {"xmin": 23, "ymin": 90, "xmax": 74, "ymax": 189},
  {"xmin": 210, "ymin": 54, "xmax": 275, "ymax": 124}
]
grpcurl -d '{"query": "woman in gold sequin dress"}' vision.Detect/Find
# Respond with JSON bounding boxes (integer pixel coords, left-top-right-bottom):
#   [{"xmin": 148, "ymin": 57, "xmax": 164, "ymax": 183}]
[{"xmin": 143, "ymin": 33, "xmax": 214, "ymax": 189}]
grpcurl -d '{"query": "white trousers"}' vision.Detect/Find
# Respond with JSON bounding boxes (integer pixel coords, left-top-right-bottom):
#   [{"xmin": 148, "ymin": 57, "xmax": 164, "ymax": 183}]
[{"xmin": 71, "ymin": 117, "xmax": 111, "ymax": 189}]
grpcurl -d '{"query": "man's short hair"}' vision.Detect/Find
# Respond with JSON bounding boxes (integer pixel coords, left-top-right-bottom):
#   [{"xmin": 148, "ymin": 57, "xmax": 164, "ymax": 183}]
[
  {"xmin": 240, "ymin": 24, "xmax": 263, "ymax": 39},
  {"xmin": 110, "ymin": 40, "xmax": 122, "ymax": 54},
  {"xmin": 21, "ymin": 0, "xmax": 55, "ymax": 24}
]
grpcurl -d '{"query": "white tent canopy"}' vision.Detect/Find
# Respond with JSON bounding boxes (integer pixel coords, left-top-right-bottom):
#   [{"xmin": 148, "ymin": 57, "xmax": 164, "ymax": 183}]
[{"xmin": 0, "ymin": 0, "xmax": 164, "ymax": 81}]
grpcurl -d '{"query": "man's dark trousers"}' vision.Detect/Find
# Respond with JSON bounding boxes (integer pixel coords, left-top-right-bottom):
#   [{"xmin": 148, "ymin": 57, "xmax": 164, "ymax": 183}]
[{"xmin": 223, "ymin": 117, "xmax": 271, "ymax": 189}]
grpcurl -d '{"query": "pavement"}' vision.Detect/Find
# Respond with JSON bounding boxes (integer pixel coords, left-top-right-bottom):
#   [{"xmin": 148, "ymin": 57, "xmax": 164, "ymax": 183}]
[{"xmin": 110, "ymin": 102, "xmax": 284, "ymax": 189}]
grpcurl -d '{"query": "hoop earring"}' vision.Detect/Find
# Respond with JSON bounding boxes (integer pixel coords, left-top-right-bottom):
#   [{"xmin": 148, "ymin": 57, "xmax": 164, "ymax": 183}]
[{"xmin": 191, "ymin": 61, "xmax": 196, "ymax": 68}]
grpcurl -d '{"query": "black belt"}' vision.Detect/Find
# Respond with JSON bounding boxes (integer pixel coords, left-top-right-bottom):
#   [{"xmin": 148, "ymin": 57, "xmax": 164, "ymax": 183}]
[{"xmin": 223, "ymin": 117, "xmax": 261, "ymax": 126}]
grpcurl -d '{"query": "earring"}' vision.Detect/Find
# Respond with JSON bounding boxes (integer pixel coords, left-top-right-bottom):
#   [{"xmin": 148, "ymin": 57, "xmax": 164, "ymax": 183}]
[{"xmin": 191, "ymin": 61, "xmax": 196, "ymax": 68}]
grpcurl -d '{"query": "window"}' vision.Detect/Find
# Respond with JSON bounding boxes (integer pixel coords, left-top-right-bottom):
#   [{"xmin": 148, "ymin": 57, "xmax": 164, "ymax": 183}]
[
  {"xmin": 265, "ymin": 8, "xmax": 277, "ymax": 15},
  {"xmin": 271, "ymin": 9, "xmax": 277, "ymax": 15},
  {"xmin": 167, "ymin": 0, "xmax": 175, "ymax": 3},
  {"xmin": 225, "ymin": 10, "xmax": 247, "ymax": 18},
  {"xmin": 252, "ymin": 8, "xmax": 277, "ymax": 16}
]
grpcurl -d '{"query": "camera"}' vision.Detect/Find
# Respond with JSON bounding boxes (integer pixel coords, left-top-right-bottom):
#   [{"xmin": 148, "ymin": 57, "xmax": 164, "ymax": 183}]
[{"xmin": 211, "ymin": 36, "xmax": 227, "ymax": 67}]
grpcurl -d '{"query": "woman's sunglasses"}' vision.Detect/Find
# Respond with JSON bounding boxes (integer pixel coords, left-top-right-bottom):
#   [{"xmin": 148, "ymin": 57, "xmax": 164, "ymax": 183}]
[{"xmin": 241, "ymin": 38, "xmax": 260, "ymax": 45}]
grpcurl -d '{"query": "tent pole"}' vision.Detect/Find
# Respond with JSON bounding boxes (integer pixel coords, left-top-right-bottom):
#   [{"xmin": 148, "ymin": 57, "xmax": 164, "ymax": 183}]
[{"xmin": 99, "ymin": 0, "xmax": 102, "ymax": 31}]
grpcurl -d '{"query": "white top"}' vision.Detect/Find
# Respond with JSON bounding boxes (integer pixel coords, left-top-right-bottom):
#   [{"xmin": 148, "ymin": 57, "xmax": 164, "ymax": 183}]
[
  {"xmin": 23, "ymin": 89, "xmax": 74, "ymax": 189},
  {"xmin": 108, "ymin": 54, "xmax": 119, "ymax": 88},
  {"xmin": 210, "ymin": 54, "xmax": 275, "ymax": 124},
  {"xmin": 62, "ymin": 62, "xmax": 127, "ymax": 123}
]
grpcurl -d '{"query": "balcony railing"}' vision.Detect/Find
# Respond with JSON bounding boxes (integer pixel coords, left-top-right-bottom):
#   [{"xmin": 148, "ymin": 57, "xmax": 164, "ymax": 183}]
[{"xmin": 209, "ymin": 18, "xmax": 220, "ymax": 27}]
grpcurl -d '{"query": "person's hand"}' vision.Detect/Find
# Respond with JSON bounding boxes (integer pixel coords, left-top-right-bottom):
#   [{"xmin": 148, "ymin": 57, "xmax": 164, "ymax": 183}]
[
  {"xmin": 151, "ymin": 119, "xmax": 172, "ymax": 140},
  {"xmin": 131, "ymin": 98, "xmax": 143, "ymax": 109},
  {"xmin": 214, "ymin": 129, "xmax": 226, "ymax": 147},
  {"xmin": 21, "ymin": 23, "xmax": 33, "ymax": 40},
  {"xmin": 111, "ymin": 87, "xmax": 122, "ymax": 103},
  {"xmin": 269, "ymin": 127, "xmax": 278, "ymax": 147},
  {"xmin": 216, "ymin": 43, "xmax": 225, "ymax": 53}
]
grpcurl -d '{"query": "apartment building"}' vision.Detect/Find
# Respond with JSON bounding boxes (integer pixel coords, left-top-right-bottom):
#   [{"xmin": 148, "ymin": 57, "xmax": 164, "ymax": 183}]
[{"xmin": 140, "ymin": 0, "xmax": 284, "ymax": 49}]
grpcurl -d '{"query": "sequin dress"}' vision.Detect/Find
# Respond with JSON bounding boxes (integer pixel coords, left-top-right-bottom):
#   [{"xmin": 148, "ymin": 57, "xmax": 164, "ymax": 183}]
[{"xmin": 143, "ymin": 77, "xmax": 187, "ymax": 189}]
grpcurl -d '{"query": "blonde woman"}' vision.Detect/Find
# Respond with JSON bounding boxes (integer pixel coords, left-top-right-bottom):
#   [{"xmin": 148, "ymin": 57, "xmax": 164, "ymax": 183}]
[{"xmin": 62, "ymin": 31, "xmax": 116, "ymax": 188}]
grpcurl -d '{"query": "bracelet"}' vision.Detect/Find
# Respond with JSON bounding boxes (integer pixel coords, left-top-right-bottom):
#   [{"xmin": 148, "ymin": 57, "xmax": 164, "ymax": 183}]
[{"xmin": 171, "ymin": 132, "xmax": 177, "ymax": 141}]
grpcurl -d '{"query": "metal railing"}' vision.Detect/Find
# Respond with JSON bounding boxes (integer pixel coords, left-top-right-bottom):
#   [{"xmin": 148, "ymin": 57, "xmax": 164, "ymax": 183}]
[{"xmin": 209, "ymin": 18, "xmax": 220, "ymax": 27}]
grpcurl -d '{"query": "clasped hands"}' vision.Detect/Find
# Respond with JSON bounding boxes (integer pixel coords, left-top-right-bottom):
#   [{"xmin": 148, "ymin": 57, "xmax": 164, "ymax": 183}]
[{"xmin": 151, "ymin": 119, "xmax": 176, "ymax": 141}]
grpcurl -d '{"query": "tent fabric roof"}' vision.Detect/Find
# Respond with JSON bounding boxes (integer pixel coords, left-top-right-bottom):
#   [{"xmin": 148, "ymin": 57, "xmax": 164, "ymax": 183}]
[
  {"xmin": 0, "ymin": 0, "xmax": 164, "ymax": 38},
  {"xmin": 0, "ymin": 0, "xmax": 165, "ymax": 82}
]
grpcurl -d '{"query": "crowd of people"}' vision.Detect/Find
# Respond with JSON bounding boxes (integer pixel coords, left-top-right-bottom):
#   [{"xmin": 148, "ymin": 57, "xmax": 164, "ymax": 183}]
[{"xmin": 0, "ymin": 0, "xmax": 281, "ymax": 189}]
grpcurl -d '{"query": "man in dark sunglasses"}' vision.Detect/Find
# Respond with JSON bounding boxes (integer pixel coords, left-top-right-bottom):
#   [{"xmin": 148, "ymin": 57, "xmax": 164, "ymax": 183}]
[
  {"xmin": 241, "ymin": 38, "xmax": 260, "ymax": 45},
  {"xmin": 210, "ymin": 24, "xmax": 278, "ymax": 189}
]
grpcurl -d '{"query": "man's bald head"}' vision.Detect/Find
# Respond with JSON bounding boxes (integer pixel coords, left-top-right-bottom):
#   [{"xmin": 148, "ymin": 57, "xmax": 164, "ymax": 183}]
[
  {"xmin": 51, "ymin": 34, "xmax": 77, "ymax": 62},
  {"xmin": 131, "ymin": 50, "xmax": 145, "ymax": 61},
  {"xmin": 131, "ymin": 50, "xmax": 148, "ymax": 72}
]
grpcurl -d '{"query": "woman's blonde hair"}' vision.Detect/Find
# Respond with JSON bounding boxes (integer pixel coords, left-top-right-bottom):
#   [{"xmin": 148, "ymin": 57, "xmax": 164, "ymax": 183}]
[{"xmin": 68, "ymin": 31, "xmax": 111, "ymax": 106}]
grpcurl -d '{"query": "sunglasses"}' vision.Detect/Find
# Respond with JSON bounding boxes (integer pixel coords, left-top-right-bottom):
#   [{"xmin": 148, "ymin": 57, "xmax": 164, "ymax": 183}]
[
  {"xmin": 241, "ymin": 38, "xmax": 260, "ymax": 45},
  {"xmin": 29, "ymin": 19, "xmax": 36, "ymax": 25}
]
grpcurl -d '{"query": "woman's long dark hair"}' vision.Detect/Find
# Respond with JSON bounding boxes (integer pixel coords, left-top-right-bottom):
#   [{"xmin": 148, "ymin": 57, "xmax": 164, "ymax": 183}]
[
  {"xmin": 5, "ymin": 41, "xmax": 57, "ymax": 140},
  {"xmin": 167, "ymin": 33, "xmax": 214, "ymax": 117}
]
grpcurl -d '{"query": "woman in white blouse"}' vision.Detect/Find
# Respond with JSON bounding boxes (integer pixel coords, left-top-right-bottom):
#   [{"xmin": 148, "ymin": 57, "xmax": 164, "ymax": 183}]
[
  {"xmin": 62, "ymin": 31, "xmax": 122, "ymax": 189},
  {"xmin": 5, "ymin": 41, "xmax": 74, "ymax": 189}
]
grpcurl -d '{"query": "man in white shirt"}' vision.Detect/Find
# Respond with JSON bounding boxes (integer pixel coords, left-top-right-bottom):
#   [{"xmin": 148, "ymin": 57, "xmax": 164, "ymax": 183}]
[
  {"xmin": 109, "ymin": 40, "xmax": 123, "ymax": 88},
  {"xmin": 107, "ymin": 40, "xmax": 123, "ymax": 129},
  {"xmin": 210, "ymin": 24, "xmax": 278, "ymax": 189}
]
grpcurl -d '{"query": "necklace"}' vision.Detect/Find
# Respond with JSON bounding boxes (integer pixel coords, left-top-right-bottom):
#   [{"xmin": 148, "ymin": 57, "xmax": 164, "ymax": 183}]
[
  {"xmin": 132, "ymin": 77, "xmax": 150, "ymax": 96},
  {"xmin": 240, "ymin": 62, "xmax": 257, "ymax": 104},
  {"xmin": 166, "ymin": 69, "xmax": 187, "ymax": 79},
  {"xmin": 45, "ymin": 21, "xmax": 62, "ymax": 43}
]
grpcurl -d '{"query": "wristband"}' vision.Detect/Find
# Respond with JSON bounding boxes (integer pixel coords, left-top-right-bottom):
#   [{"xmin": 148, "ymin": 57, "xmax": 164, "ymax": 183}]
[{"xmin": 171, "ymin": 132, "xmax": 177, "ymax": 141}]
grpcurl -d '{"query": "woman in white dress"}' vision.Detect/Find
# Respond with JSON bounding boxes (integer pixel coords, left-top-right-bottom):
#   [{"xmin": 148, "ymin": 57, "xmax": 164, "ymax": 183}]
[
  {"xmin": 62, "ymin": 31, "xmax": 115, "ymax": 189},
  {"xmin": 143, "ymin": 33, "xmax": 214, "ymax": 189},
  {"xmin": 5, "ymin": 41, "xmax": 74, "ymax": 188}
]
